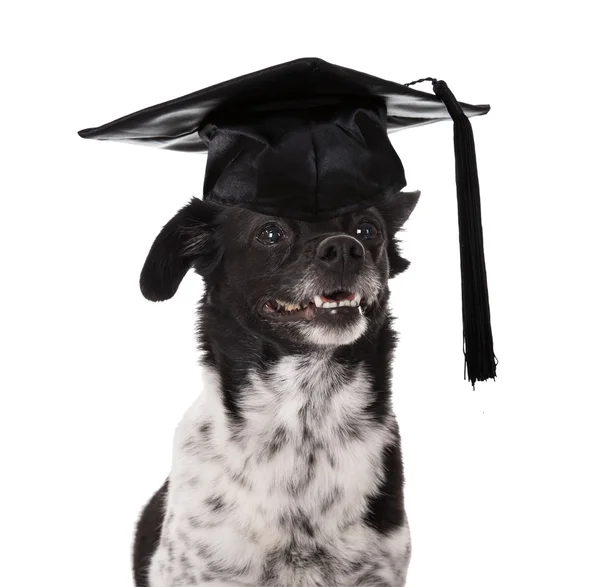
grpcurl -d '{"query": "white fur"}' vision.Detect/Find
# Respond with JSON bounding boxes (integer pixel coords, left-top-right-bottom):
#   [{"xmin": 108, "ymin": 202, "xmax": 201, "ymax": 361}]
[
  {"xmin": 297, "ymin": 315, "xmax": 369, "ymax": 346},
  {"xmin": 149, "ymin": 357, "xmax": 410, "ymax": 586}
]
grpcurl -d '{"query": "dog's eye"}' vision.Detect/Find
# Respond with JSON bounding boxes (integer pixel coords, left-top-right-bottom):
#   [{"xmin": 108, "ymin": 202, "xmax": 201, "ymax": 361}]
[
  {"xmin": 257, "ymin": 224, "xmax": 286, "ymax": 245},
  {"xmin": 355, "ymin": 221, "xmax": 379, "ymax": 240}
]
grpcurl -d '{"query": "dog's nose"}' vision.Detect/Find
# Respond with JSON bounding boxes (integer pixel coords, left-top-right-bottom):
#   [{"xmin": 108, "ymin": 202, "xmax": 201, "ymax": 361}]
[{"xmin": 316, "ymin": 235, "xmax": 365, "ymax": 272}]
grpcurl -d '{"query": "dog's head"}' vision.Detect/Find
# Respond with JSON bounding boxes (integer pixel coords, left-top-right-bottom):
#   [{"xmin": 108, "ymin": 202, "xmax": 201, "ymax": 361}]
[{"xmin": 140, "ymin": 191, "xmax": 419, "ymax": 347}]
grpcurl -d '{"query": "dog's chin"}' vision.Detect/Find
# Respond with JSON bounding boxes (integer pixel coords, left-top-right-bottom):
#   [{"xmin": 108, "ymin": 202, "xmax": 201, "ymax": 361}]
[{"xmin": 294, "ymin": 313, "xmax": 369, "ymax": 346}]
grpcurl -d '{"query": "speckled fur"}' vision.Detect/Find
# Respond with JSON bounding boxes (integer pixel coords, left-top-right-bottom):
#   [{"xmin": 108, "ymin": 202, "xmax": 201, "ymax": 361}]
[{"xmin": 149, "ymin": 357, "xmax": 410, "ymax": 587}]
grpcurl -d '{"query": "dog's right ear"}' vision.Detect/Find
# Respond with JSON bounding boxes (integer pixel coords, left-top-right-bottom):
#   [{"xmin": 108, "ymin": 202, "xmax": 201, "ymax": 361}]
[{"xmin": 140, "ymin": 198, "xmax": 222, "ymax": 302}]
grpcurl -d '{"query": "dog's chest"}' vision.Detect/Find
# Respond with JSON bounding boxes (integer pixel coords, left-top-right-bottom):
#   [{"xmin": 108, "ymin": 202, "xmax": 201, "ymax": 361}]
[{"xmin": 150, "ymin": 358, "xmax": 409, "ymax": 586}]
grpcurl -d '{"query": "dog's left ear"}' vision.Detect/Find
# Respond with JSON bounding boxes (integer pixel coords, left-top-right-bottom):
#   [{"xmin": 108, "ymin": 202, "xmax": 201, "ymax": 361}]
[
  {"xmin": 140, "ymin": 198, "xmax": 222, "ymax": 302},
  {"xmin": 380, "ymin": 190, "xmax": 420, "ymax": 277},
  {"xmin": 380, "ymin": 190, "xmax": 421, "ymax": 233}
]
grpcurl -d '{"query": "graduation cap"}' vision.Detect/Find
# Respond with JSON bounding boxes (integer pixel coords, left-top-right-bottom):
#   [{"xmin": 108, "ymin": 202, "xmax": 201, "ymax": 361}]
[{"xmin": 78, "ymin": 57, "xmax": 496, "ymax": 385}]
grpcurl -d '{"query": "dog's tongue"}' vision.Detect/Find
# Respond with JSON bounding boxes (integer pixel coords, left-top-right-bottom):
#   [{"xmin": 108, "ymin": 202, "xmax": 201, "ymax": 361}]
[{"xmin": 321, "ymin": 291, "xmax": 355, "ymax": 303}]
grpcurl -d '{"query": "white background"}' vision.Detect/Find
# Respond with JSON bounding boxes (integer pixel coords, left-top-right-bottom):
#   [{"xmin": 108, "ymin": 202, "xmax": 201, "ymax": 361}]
[{"xmin": 1, "ymin": 2, "xmax": 599, "ymax": 586}]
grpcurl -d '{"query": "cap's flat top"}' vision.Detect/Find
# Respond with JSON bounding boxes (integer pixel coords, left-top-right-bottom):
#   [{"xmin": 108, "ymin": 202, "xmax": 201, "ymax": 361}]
[{"xmin": 78, "ymin": 57, "xmax": 490, "ymax": 152}]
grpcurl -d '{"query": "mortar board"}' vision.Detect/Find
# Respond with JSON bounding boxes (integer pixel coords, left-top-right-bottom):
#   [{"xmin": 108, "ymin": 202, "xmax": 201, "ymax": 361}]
[{"xmin": 78, "ymin": 57, "xmax": 496, "ymax": 385}]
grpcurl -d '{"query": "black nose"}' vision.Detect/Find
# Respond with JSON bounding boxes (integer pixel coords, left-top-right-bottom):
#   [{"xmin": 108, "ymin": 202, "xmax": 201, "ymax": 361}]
[{"xmin": 316, "ymin": 235, "xmax": 365, "ymax": 273}]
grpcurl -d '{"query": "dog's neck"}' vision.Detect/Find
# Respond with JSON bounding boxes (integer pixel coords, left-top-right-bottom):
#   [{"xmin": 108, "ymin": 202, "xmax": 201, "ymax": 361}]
[{"xmin": 196, "ymin": 293, "xmax": 397, "ymax": 430}]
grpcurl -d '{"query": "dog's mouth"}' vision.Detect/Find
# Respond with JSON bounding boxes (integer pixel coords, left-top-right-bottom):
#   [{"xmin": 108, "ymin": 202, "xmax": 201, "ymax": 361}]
[{"xmin": 259, "ymin": 291, "xmax": 367, "ymax": 322}]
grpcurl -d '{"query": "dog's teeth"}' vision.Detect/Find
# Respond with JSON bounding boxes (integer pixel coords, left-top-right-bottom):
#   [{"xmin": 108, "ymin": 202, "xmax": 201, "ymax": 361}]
[
  {"xmin": 274, "ymin": 299, "xmax": 303, "ymax": 311},
  {"xmin": 314, "ymin": 294, "xmax": 362, "ymax": 310}
]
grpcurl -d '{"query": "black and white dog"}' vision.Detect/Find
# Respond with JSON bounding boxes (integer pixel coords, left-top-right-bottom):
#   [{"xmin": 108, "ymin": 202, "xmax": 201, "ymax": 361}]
[{"xmin": 132, "ymin": 189, "xmax": 420, "ymax": 587}]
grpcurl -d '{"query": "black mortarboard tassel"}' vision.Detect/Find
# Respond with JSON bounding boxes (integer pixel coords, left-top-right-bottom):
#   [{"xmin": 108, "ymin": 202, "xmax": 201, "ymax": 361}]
[
  {"xmin": 406, "ymin": 77, "xmax": 497, "ymax": 385},
  {"xmin": 78, "ymin": 57, "xmax": 497, "ymax": 385}
]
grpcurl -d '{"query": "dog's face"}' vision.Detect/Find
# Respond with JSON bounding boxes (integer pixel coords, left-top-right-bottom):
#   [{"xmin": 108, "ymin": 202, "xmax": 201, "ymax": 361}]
[{"xmin": 140, "ymin": 191, "xmax": 419, "ymax": 348}]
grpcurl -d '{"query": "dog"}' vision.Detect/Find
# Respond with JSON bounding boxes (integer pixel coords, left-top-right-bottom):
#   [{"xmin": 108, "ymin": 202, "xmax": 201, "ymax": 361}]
[{"xmin": 132, "ymin": 188, "xmax": 420, "ymax": 587}]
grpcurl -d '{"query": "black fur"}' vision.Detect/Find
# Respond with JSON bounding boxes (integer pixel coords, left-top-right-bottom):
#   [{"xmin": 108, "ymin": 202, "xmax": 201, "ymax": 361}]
[
  {"xmin": 133, "ymin": 478, "xmax": 169, "ymax": 587},
  {"xmin": 363, "ymin": 431, "xmax": 406, "ymax": 535}
]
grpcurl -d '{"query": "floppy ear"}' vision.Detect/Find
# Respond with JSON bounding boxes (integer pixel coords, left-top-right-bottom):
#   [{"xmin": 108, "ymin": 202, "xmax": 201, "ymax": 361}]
[
  {"xmin": 380, "ymin": 190, "xmax": 420, "ymax": 277},
  {"xmin": 140, "ymin": 198, "xmax": 222, "ymax": 301}
]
